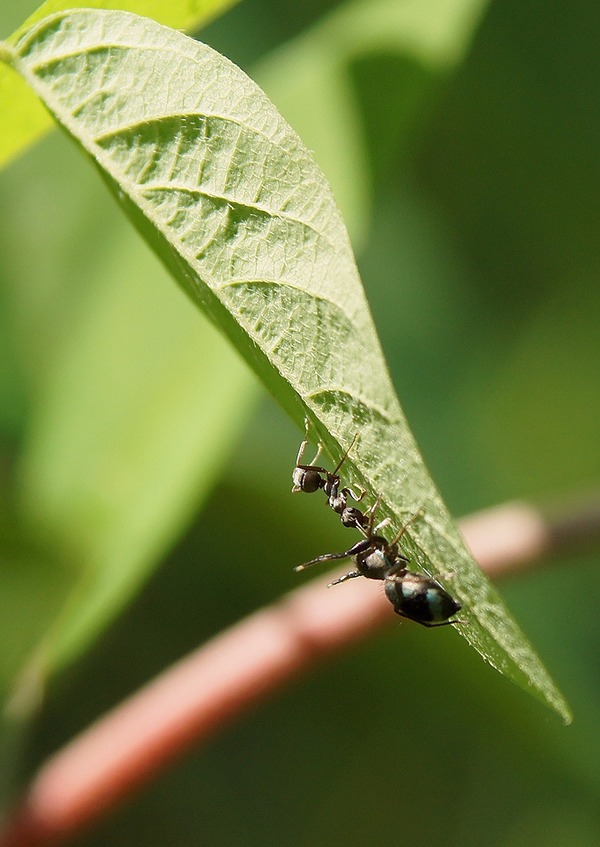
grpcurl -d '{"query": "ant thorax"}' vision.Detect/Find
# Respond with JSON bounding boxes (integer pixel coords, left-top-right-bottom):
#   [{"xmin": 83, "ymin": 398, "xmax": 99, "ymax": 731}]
[{"xmin": 355, "ymin": 536, "xmax": 404, "ymax": 580}]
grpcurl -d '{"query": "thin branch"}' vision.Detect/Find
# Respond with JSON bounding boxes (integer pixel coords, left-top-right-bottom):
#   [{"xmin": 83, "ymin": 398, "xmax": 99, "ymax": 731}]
[{"xmin": 1, "ymin": 496, "xmax": 598, "ymax": 847}]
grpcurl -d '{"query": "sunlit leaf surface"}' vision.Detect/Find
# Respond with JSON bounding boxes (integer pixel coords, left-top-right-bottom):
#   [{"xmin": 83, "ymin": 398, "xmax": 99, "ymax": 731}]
[{"xmin": 2, "ymin": 8, "xmax": 571, "ymax": 722}]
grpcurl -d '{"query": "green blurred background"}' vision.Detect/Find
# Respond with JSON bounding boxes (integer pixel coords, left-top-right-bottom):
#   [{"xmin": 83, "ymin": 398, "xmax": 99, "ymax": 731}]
[{"xmin": 1, "ymin": 0, "xmax": 599, "ymax": 844}]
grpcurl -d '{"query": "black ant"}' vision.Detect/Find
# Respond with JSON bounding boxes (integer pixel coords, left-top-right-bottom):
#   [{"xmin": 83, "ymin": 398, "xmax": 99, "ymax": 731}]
[{"xmin": 294, "ymin": 507, "xmax": 462, "ymax": 628}]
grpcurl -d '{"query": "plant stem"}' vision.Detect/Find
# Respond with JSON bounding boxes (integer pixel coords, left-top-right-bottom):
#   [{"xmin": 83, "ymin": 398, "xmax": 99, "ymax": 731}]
[{"xmin": 1, "ymin": 494, "xmax": 599, "ymax": 847}]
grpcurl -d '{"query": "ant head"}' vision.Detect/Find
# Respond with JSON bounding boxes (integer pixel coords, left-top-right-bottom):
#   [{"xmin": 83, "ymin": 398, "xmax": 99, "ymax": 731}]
[
  {"xmin": 340, "ymin": 506, "xmax": 368, "ymax": 529},
  {"xmin": 292, "ymin": 466, "xmax": 324, "ymax": 494}
]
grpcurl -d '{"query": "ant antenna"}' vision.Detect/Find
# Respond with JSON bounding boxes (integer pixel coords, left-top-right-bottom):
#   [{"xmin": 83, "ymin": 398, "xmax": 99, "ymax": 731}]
[{"xmin": 329, "ymin": 431, "xmax": 360, "ymax": 477}]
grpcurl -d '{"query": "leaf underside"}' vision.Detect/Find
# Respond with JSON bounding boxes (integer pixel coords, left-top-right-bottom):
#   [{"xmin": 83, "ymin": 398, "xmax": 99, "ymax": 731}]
[
  {"xmin": 3, "ymin": 8, "xmax": 571, "ymax": 723},
  {"xmin": 0, "ymin": 0, "xmax": 240, "ymax": 169}
]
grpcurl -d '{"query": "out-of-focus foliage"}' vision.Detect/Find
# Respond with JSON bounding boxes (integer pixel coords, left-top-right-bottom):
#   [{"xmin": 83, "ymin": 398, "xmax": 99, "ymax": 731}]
[{"xmin": 1, "ymin": 0, "xmax": 599, "ymax": 844}]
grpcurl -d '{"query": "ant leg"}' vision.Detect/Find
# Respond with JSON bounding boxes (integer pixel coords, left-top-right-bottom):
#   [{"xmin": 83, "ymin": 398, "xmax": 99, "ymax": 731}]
[
  {"xmin": 433, "ymin": 571, "xmax": 456, "ymax": 582},
  {"xmin": 389, "ymin": 507, "xmax": 425, "ymax": 546},
  {"xmin": 293, "ymin": 538, "xmax": 371, "ymax": 573},
  {"xmin": 327, "ymin": 570, "xmax": 361, "ymax": 587},
  {"xmin": 417, "ymin": 618, "xmax": 463, "ymax": 628},
  {"xmin": 292, "ymin": 421, "xmax": 328, "ymax": 493},
  {"xmin": 373, "ymin": 516, "xmax": 391, "ymax": 534},
  {"xmin": 380, "ymin": 553, "xmax": 410, "ymax": 580},
  {"xmin": 353, "ymin": 497, "xmax": 391, "ymax": 536},
  {"xmin": 355, "ymin": 495, "xmax": 384, "ymax": 539},
  {"xmin": 295, "ymin": 420, "xmax": 310, "ymax": 466},
  {"xmin": 341, "ymin": 484, "xmax": 367, "ymax": 504},
  {"xmin": 295, "ymin": 420, "xmax": 323, "ymax": 468}
]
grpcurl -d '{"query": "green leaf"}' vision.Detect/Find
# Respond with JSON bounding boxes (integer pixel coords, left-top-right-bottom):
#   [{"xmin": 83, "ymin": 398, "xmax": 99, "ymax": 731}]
[
  {"xmin": 11, "ymin": 239, "xmax": 256, "ymax": 683},
  {"xmin": 2, "ymin": 8, "xmax": 571, "ymax": 722},
  {"xmin": 0, "ymin": 0, "xmax": 240, "ymax": 170}
]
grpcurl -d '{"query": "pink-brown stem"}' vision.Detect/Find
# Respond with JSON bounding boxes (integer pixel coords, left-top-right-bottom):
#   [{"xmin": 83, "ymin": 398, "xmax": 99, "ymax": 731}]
[{"xmin": 0, "ymin": 499, "xmax": 592, "ymax": 847}]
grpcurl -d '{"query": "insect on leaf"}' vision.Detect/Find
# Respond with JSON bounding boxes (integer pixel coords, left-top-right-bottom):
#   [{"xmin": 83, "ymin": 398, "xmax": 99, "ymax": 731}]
[{"xmin": 2, "ymin": 8, "xmax": 571, "ymax": 722}]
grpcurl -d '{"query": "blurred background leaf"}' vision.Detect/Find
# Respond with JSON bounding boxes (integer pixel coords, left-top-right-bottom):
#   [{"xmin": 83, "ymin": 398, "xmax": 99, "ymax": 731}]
[{"xmin": 1, "ymin": 0, "xmax": 599, "ymax": 844}]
